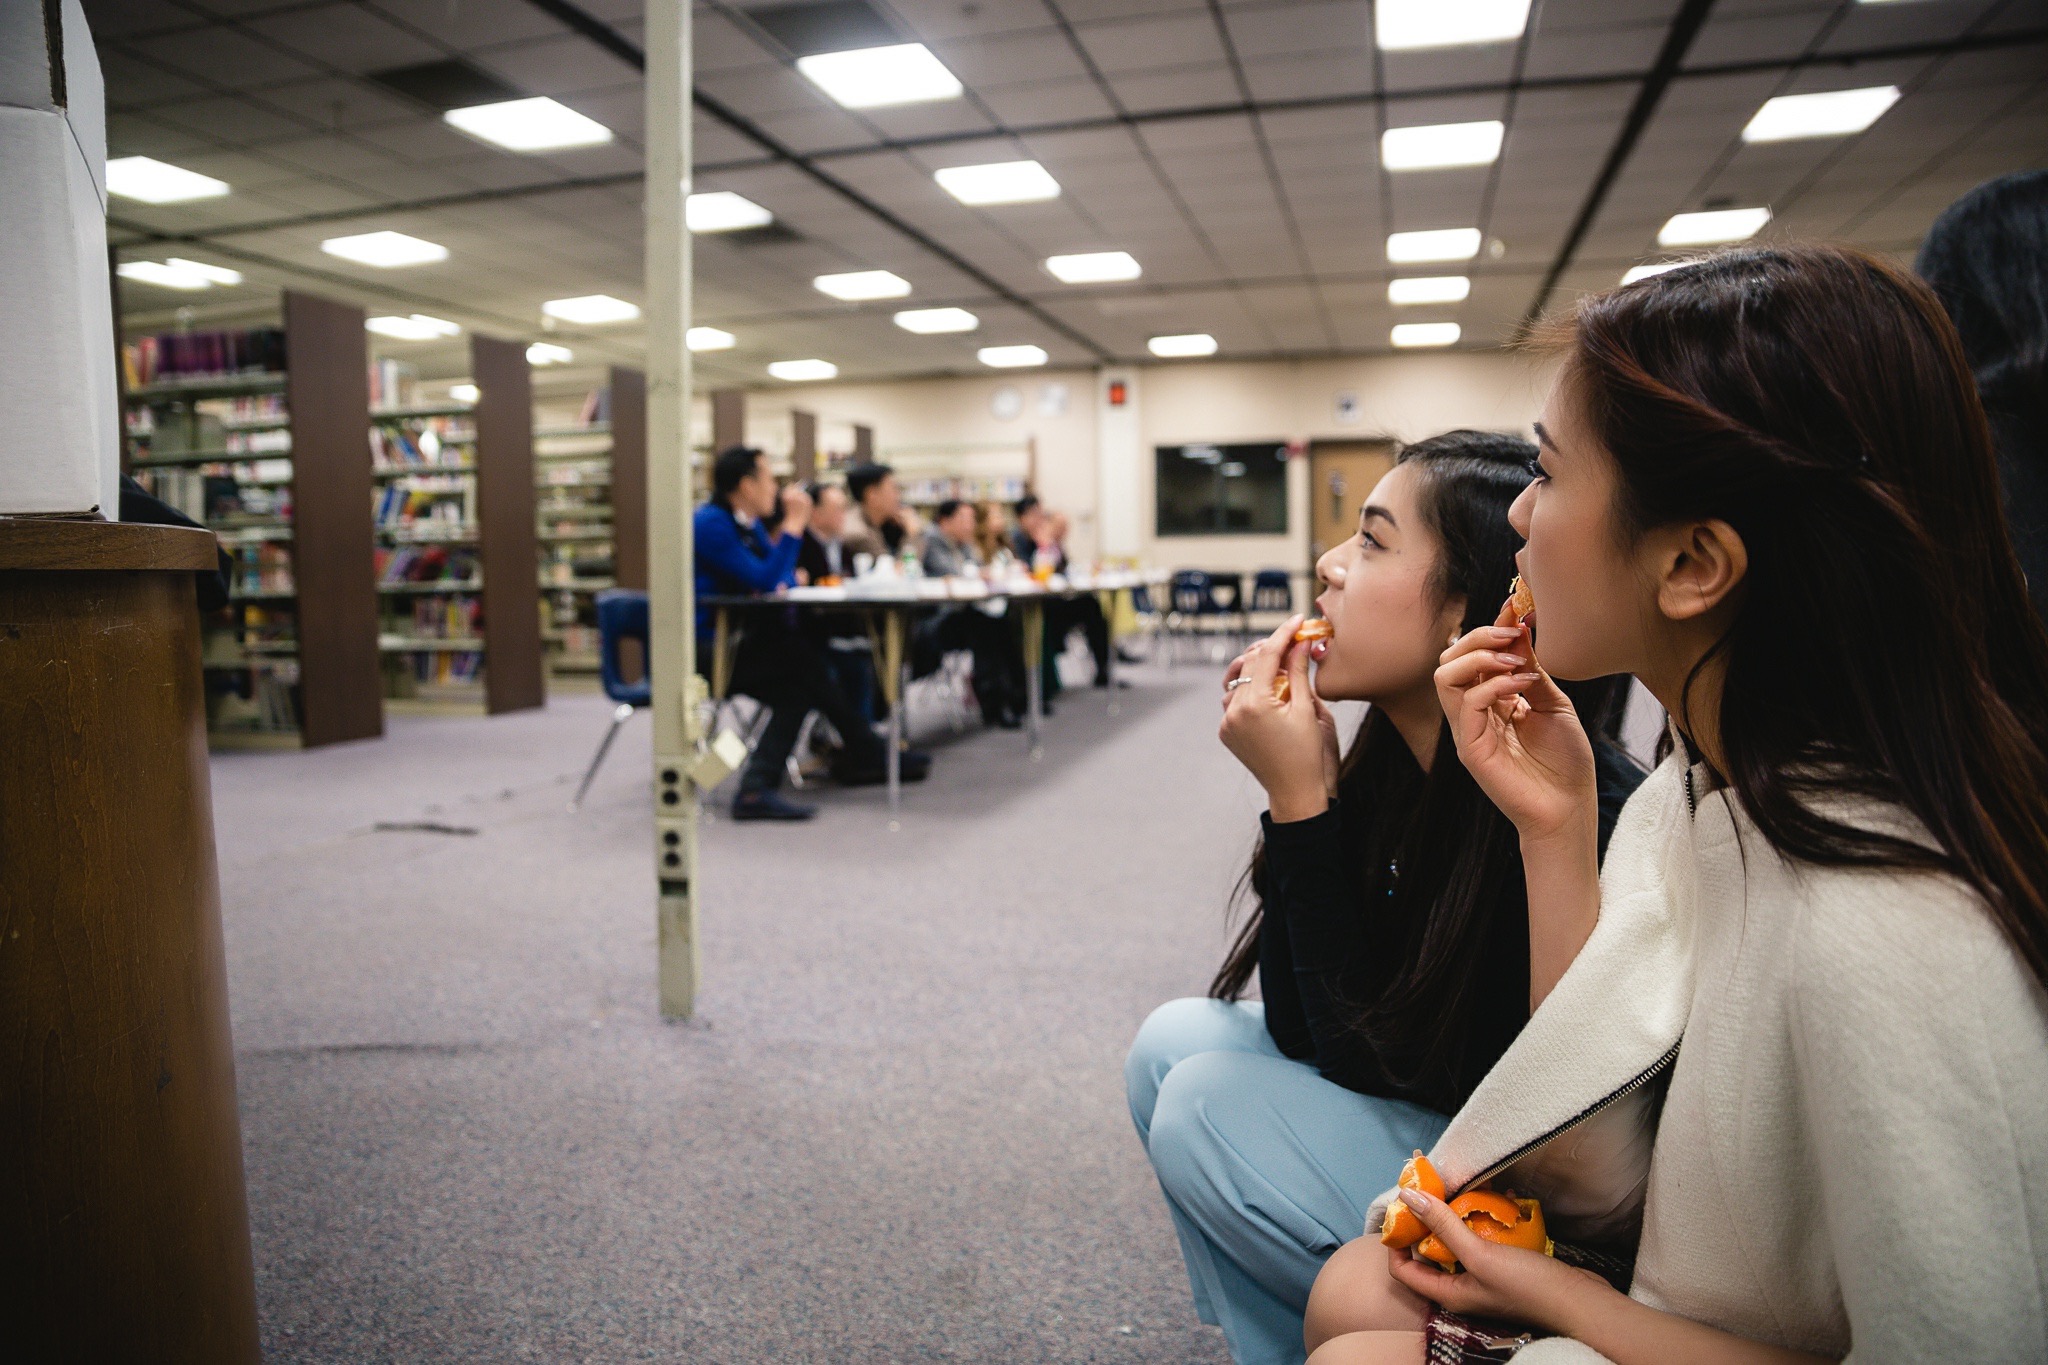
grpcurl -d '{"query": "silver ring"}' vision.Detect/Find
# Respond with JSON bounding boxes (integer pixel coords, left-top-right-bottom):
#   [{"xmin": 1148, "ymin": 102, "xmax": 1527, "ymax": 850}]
[{"xmin": 1225, "ymin": 677, "xmax": 1255, "ymax": 691}]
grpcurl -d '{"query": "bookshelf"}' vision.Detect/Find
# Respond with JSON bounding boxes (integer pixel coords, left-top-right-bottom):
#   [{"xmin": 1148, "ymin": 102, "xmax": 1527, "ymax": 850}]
[
  {"xmin": 372, "ymin": 334, "xmax": 544, "ymax": 714},
  {"xmin": 537, "ymin": 365, "xmax": 645, "ymax": 676},
  {"xmin": 123, "ymin": 291, "xmax": 382, "ymax": 748}
]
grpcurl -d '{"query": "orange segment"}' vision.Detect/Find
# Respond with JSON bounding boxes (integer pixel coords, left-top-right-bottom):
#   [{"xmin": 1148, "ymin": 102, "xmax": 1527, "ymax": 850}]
[
  {"xmin": 1404, "ymin": 1185, "xmax": 1553, "ymax": 1272},
  {"xmin": 1379, "ymin": 1151, "xmax": 1444, "ymax": 1249},
  {"xmin": 1294, "ymin": 617, "xmax": 1334, "ymax": 643}
]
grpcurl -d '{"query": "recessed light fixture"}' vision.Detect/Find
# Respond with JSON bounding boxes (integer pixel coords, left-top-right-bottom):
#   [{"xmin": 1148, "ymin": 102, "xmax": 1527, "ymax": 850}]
[
  {"xmin": 1147, "ymin": 333, "xmax": 1218, "ymax": 358},
  {"xmin": 797, "ymin": 43, "xmax": 963, "ymax": 109},
  {"xmin": 526, "ymin": 342, "xmax": 574, "ymax": 365},
  {"xmin": 1386, "ymin": 228, "xmax": 1483, "ymax": 264},
  {"xmin": 687, "ymin": 191, "xmax": 774, "ymax": 233},
  {"xmin": 105, "ymin": 156, "xmax": 229, "ymax": 203},
  {"xmin": 935, "ymin": 160, "xmax": 1062, "ymax": 205},
  {"xmin": 445, "ymin": 96, "xmax": 612, "ymax": 152},
  {"xmin": 1045, "ymin": 251, "xmax": 1142, "ymax": 284},
  {"xmin": 1621, "ymin": 261, "xmax": 1689, "ymax": 285},
  {"xmin": 366, "ymin": 314, "xmax": 462, "ymax": 341},
  {"xmin": 1658, "ymin": 207, "xmax": 1771, "ymax": 247},
  {"xmin": 687, "ymin": 327, "xmax": 737, "ymax": 352},
  {"xmin": 769, "ymin": 359, "xmax": 838, "ymax": 381},
  {"xmin": 1741, "ymin": 86, "xmax": 1901, "ymax": 143},
  {"xmin": 1391, "ymin": 322, "xmax": 1462, "ymax": 348},
  {"xmin": 322, "ymin": 231, "xmax": 448, "ymax": 268},
  {"xmin": 1387, "ymin": 275, "xmax": 1472, "ymax": 305},
  {"xmin": 979, "ymin": 345, "xmax": 1049, "ymax": 368},
  {"xmin": 1381, "ymin": 120, "xmax": 1505, "ymax": 171},
  {"xmin": 117, "ymin": 258, "xmax": 243, "ymax": 290},
  {"xmin": 541, "ymin": 294, "xmax": 641, "ymax": 324},
  {"xmin": 814, "ymin": 270, "xmax": 912, "ymax": 301},
  {"xmin": 1377, "ymin": 0, "xmax": 1532, "ymax": 50},
  {"xmin": 449, "ymin": 383, "xmax": 480, "ymax": 403},
  {"xmin": 894, "ymin": 307, "xmax": 979, "ymax": 334}
]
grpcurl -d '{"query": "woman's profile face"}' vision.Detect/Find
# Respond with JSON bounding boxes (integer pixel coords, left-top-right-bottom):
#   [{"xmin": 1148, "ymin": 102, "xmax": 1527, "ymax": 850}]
[
  {"xmin": 1311, "ymin": 461, "xmax": 1463, "ymax": 704},
  {"xmin": 1512, "ymin": 377, "xmax": 1656, "ymax": 681}
]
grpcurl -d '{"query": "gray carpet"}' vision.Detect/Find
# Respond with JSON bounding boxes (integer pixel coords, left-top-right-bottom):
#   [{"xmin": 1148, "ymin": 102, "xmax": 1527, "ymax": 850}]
[{"xmin": 212, "ymin": 656, "xmax": 1269, "ymax": 1362}]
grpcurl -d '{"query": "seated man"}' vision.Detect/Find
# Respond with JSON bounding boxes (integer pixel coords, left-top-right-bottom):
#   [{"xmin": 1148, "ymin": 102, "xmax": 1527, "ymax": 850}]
[
  {"xmin": 919, "ymin": 499, "xmax": 1026, "ymax": 728},
  {"xmin": 844, "ymin": 461, "xmax": 919, "ymax": 563},
  {"xmin": 1011, "ymin": 495, "xmax": 1113, "ymax": 701},
  {"xmin": 796, "ymin": 480, "xmax": 875, "ymax": 725},
  {"xmin": 694, "ymin": 446, "xmax": 928, "ymax": 821}
]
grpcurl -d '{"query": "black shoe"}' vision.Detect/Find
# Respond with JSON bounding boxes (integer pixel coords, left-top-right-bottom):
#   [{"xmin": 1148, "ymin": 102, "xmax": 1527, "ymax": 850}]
[
  {"xmin": 833, "ymin": 750, "xmax": 934, "ymax": 786},
  {"xmin": 988, "ymin": 710, "xmax": 1024, "ymax": 730},
  {"xmin": 731, "ymin": 790, "xmax": 816, "ymax": 821},
  {"xmin": 1116, "ymin": 645, "xmax": 1144, "ymax": 665}
]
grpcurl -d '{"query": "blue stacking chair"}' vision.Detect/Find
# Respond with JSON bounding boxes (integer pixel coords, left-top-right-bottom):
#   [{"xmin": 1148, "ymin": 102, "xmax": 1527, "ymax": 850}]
[
  {"xmin": 1168, "ymin": 569, "xmax": 1218, "ymax": 664},
  {"xmin": 570, "ymin": 589, "xmax": 652, "ymax": 811},
  {"xmin": 1250, "ymin": 568, "xmax": 1293, "ymax": 614}
]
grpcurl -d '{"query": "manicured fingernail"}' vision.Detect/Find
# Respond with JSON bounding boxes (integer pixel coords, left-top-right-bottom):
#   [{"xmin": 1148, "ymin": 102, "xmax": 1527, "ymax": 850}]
[
  {"xmin": 1399, "ymin": 1188, "xmax": 1428, "ymax": 1210},
  {"xmin": 1499, "ymin": 655, "xmax": 1526, "ymax": 667}
]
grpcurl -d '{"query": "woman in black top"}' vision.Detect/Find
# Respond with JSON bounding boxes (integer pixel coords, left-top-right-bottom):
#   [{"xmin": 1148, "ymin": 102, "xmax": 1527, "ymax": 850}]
[{"xmin": 1125, "ymin": 431, "xmax": 1642, "ymax": 1365}]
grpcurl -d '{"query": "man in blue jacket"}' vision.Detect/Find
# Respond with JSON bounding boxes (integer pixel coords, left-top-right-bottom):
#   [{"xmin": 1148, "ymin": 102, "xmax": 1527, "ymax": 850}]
[{"xmin": 696, "ymin": 447, "xmax": 928, "ymax": 819}]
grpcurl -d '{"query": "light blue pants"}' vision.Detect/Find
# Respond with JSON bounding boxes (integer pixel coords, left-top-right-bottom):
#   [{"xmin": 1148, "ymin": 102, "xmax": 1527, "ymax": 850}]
[{"xmin": 1125, "ymin": 998, "xmax": 1450, "ymax": 1365}]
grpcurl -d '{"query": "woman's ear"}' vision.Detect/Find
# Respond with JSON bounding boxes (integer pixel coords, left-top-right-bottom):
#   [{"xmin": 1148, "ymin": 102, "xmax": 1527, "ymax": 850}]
[
  {"xmin": 1650, "ymin": 518, "xmax": 1747, "ymax": 622},
  {"xmin": 1438, "ymin": 593, "xmax": 1469, "ymax": 643}
]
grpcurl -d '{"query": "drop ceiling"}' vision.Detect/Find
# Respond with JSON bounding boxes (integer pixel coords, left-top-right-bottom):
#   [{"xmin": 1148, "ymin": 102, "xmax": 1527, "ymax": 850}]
[{"xmin": 93, "ymin": 0, "xmax": 2048, "ymax": 393}]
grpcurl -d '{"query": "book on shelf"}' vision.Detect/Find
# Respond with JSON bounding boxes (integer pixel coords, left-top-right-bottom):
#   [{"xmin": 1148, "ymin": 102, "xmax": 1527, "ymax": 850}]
[
  {"xmin": 370, "ymin": 416, "xmax": 474, "ymax": 469},
  {"xmin": 125, "ymin": 326, "xmax": 286, "ymax": 388},
  {"xmin": 375, "ymin": 543, "xmax": 479, "ymax": 588},
  {"xmin": 369, "ymin": 357, "xmax": 417, "ymax": 410}
]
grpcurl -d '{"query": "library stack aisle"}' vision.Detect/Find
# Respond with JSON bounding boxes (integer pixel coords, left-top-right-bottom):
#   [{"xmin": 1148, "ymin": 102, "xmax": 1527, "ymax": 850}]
[{"xmin": 1, "ymin": 4, "xmax": 260, "ymax": 1358}]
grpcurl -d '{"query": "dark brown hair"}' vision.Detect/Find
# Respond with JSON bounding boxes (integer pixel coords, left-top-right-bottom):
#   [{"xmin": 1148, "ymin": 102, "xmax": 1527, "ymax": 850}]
[
  {"xmin": 1563, "ymin": 243, "xmax": 2048, "ymax": 989},
  {"xmin": 1210, "ymin": 431, "xmax": 1633, "ymax": 1112}
]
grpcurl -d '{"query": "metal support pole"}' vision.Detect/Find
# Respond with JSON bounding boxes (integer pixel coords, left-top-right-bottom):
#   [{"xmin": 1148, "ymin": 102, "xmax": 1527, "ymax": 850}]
[{"xmin": 646, "ymin": 0, "xmax": 697, "ymax": 1019}]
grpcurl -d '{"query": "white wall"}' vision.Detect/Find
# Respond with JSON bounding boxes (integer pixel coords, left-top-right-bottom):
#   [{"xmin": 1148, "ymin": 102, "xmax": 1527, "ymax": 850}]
[{"xmin": 734, "ymin": 350, "xmax": 1551, "ymax": 569}]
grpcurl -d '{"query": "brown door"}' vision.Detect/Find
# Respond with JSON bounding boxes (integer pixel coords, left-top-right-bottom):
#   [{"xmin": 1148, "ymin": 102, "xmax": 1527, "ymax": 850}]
[{"xmin": 1308, "ymin": 439, "xmax": 1397, "ymax": 569}]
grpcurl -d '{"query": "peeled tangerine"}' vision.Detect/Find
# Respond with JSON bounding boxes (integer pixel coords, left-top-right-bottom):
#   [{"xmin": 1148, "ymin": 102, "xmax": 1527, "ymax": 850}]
[
  {"xmin": 1413, "ymin": 1190, "xmax": 1552, "ymax": 1273},
  {"xmin": 1507, "ymin": 574, "xmax": 1536, "ymax": 623},
  {"xmin": 1377, "ymin": 1152, "xmax": 1445, "ymax": 1250},
  {"xmin": 1273, "ymin": 618, "xmax": 1335, "ymax": 702}
]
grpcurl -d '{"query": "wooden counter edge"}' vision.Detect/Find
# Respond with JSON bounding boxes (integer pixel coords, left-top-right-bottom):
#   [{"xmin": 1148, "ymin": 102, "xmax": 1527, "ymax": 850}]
[{"xmin": 0, "ymin": 519, "xmax": 219, "ymax": 572}]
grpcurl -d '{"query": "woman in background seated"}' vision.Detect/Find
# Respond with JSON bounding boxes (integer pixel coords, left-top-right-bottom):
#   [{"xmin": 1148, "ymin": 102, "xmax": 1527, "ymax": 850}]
[
  {"xmin": 1308, "ymin": 246, "xmax": 2048, "ymax": 1364},
  {"xmin": 1125, "ymin": 431, "xmax": 1643, "ymax": 1365}
]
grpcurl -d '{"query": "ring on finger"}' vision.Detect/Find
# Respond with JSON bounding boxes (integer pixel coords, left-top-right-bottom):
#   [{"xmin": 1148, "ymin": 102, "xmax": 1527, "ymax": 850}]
[{"xmin": 1225, "ymin": 677, "xmax": 1255, "ymax": 691}]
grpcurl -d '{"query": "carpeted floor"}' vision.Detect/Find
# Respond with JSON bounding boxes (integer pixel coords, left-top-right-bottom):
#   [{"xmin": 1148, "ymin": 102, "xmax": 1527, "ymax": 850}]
[{"xmin": 211, "ymin": 655, "xmax": 1272, "ymax": 1362}]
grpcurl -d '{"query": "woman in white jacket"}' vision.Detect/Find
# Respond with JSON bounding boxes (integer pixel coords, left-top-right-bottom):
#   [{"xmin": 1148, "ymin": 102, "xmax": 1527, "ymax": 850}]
[{"xmin": 1304, "ymin": 245, "xmax": 2048, "ymax": 1364}]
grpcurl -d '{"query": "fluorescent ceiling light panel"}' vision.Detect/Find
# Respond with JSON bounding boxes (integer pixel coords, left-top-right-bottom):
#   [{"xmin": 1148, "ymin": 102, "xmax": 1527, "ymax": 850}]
[
  {"xmin": 797, "ymin": 44, "xmax": 962, "ymax": 109},
  {"xmin": 1147, "ymin": 333, "xmax": 1218, "ymax": 358},
  {"xmin": 1741, "ymin": 86, "xmax": 1901, "ymax": 142},
  {"xmin": 687, "ymin": 327, "xmax": 737, "ymax": 352},
  {"xmin": 105, "ymin": 156, "xmax": 229, "ymax": 203},
  {"xmin": 934, "ymin": 160, "xmax": 1061, "ymax": 205},
  {"xmin": 687, "ymin": 191, "xmax": 774, "ymax": 232},
  {"xmin": 1377, "ymin": 0, "xmax": 1532, "ymax": 50},
  {"xmin": 894, "ymin": 307, "xmax": 979, "ymax": 334},
  {"xmin": 814, "ymin": 270, "xmax": 911, "ymax": 301},
  {"xmin": 444, "ymin": 97, "xmax": 612, "ymax": 152},
  {"xmin": 118, "ymin": 258, "xmax": 243, "ymax": 290},
  {"xmin": 1381, "ymin": 120, "xmax": 1504, "ymax": 171},
  {"xmin": 366, "ymin": 314, "xmax": 461, "ymax": 341},
  {"xmin": 1658, "ymin": 207, "xmax": 1771, "ymax": 246},
  {"xmin": 1045, "ymin": 251, "xmax": 1142, "ymax": 284},
  {"xmin": 526, "ymin": 342, "xmax": 574, "ymax": 365},
  {"xmin": 449, "ymin": 383, "xmax": 480, "ymax": 403},
  {"xmin": 1391, "ymin": 322, "xmax": 1462, "ymax": 348},
  {"xmin": 322, "ymin": 230, "xmax": 448, "ymax": 268},
  {"xmin": 1387, "ymin": 275, "xmax": 1471, "ymax": 305},
  {"xmin": 769, "ymin": 359, "xmax": 838, "ymax": 381},
  {"xmin": 1386, "ymin": 228, "xmax": 1483, "ymax": 264},
  {"xmin": 541, "ymin": 294, "xmax": 640, "ymax": 324},
  {"xmin": 979, "ymin": 345, "xmax": 1048, "ymax": 368},
  {"xmin": 1622, "ymin": 261, "xmax": 1688, "ymax": 285}
]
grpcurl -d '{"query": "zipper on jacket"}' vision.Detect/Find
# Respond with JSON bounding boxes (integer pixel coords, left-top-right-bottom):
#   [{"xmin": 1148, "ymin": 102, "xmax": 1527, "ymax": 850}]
[{"xmin": 1457, "ymin": 1038, "xmax": 1683, "ymax": 1197}]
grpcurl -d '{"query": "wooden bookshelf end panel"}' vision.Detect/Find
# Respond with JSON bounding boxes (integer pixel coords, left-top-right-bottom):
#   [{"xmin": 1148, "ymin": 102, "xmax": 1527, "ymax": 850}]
[
  {"xmin": 610, "ymin": 365, "xmax": 648, "ymax": 593},
  {"xmin": 474, "ymin": 335, "xmax": 544, "ymax": 714},
  {"xmin": 284, "ymin": 291, "xmax": 382, "ymax": 747}
]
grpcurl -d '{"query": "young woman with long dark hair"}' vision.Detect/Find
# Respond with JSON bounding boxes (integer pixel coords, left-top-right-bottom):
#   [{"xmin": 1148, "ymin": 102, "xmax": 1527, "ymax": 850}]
[
  {"xmin": 1306, "ymin": 246, "xmax": 2048, "ymax": 1363},
  {"xmin": 1125, "ymin": 431, "xmax": 1643, "ymax": 1365}
]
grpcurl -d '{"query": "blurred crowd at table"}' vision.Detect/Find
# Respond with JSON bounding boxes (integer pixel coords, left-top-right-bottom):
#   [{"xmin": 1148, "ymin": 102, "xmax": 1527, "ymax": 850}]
[{"xmin": 692, "ymin": 445, "xmax": 1124, "ymax": 822}]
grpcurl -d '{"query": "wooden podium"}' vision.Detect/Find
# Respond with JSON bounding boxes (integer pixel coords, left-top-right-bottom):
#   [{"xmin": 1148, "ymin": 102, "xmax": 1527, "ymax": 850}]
[{"xmin": 0, "ymin": 519, "xmax": 261, "ymax": 1363}]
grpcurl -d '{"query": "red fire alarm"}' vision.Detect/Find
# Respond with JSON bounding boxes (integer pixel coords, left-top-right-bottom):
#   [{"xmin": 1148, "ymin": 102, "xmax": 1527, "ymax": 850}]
[{"xmin": 1107, "ymin": 379, "xmax": 1128, "ymax": 407}]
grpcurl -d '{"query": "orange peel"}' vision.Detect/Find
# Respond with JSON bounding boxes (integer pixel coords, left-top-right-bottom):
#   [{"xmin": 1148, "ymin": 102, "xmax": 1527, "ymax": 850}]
[
  {"xmin": 1410, "ymin": 1187, "xmax": 1552, "ymax": 1273},
  {"xmin": 1378, "ymin": 1151, "xmax": 1444, "ymax": 1250}
]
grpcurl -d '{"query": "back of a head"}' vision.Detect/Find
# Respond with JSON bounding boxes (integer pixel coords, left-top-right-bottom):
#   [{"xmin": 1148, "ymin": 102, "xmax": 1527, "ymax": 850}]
[
  {"xmin": 1564, "ymin": 243, "xmax": 2048, "ymax": 983},
  {"xmin": 1013, "ymin": 493, "xmax": 1040, "ymax": 520},
  {"xmin": 846, "ymin": 462, "xmax": 892, "ymax": 507},
  {"xmin": 711, "ymin": 445, "xmax": 762, "ymax": 504},
  {"xmin": 1915, "ymin": 171, "xmax": 2048, "ymax": 418}
]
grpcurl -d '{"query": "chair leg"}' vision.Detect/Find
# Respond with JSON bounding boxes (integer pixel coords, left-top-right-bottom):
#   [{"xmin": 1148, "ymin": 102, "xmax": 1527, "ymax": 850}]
[{"xmin": 570, "ymin": 702, "xmax": 637, "ymax": 811}]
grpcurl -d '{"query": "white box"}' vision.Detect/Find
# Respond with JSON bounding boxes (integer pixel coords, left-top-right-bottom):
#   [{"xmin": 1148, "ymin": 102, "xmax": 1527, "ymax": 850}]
[{"xmin": 0, "ymin": 0, "xmax": 117, "ymax": 519}]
